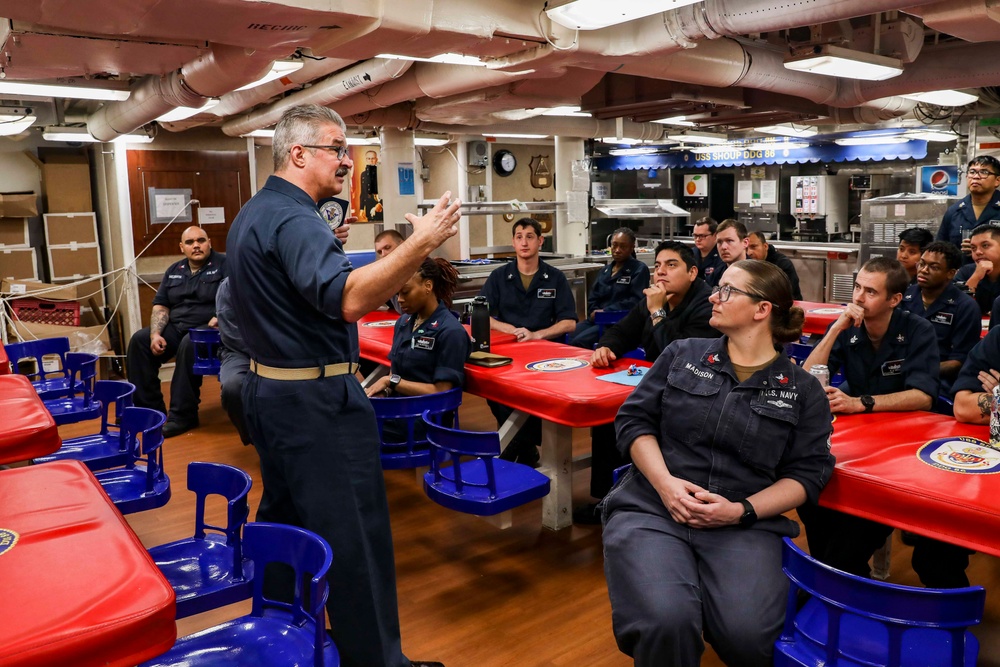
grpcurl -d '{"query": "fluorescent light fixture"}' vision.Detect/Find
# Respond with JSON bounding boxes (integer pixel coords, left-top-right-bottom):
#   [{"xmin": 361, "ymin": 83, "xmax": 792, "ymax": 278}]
[
  {"xmin": 377, "ymin": 52, "xmax": 486, "ymax": 67},
  {"xmin": 755, "ymin": 124, "xmax": 817, "ymax": 138},
  {"xmin": 784, "ymin": 45, "xmax": 903, "ymax": 81},
  {"xmin": 347, "ymin": 136, "xmax": 380, "ymax": 146},
  {"xmin": 651, "ymin": 116, "xmax": 697, "ymax": 127},
  {"xmin": 243, "ymin": 129, "xmax": 275, "ymax": 138},
  {"xmin": 902, "ymin": 89, "xmax": 979, "ymax": 107},
  {"xmin": 235, "ymin": 60, "xmax": 305, "ymax": 92},
  {"xmin": 904, "ymin": 129, "xmax": 959, "ymax": 142},
  {"xmin": 544, "ymin": 0, "xmax": 704, "ymax": 31},
  {"xmin": 743, "ymin": 141, "xmax": 809, "ymax": 151},
  {"xmin": 0, "ymin": 108, "xmax": 36, "ymax": 136},
  {"xmin": 666, "ymin": 130, "xmax": 729, "ymax": 145},
  {"xmin": 156, "ymin": 99, "xmax": 220, "ymax": 123},
  {"xmin": 609, "ymin": 146, "xmax": 660, "ymax": 156},
  {"xmin": 600, "ymin": 137, "xmax": 651, "ymax": 145},
  {"xmin": 41, "ymin": 126, "xmax": 153, "ymax": 143},
  {"xmin": 0, "ymin": 79, "xmax": 131, "ymax": 101},
  {"xmin": 482, "ymin": 133, "xmax": 550, "ymax": 139},
  {"xmin": 834, "ymin": 136, "xmax": 910, "ymax": 146},
  {"xmin": 540, "ymin": 106, "xmax": 592, "ymax": 117},
  {"xmin": 414, "ymin": 136, "xmax": 450, "ymax": 146}
]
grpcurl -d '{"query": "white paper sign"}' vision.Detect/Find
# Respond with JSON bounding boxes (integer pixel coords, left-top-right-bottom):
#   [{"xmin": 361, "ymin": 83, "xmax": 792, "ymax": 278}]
[
  {"xmin": 894, "ymin": 204, "xmax": 907, "ymax": 217},
  {"xmin": 154, "ymin": 194, "xmax": 187, "ymax": 219},
  {"xmin": 737, "ymin": 181, "xmax": 753, "ymax": 204},
  {"xmin": 198, "ymin": 207, "xmax": 226, "ymax": 225},
  {"xmin": 567, "ymin": 191, "xmax": 589, "ymax": 224},
  {"xmin": 759, "ymin": 180, "xmax": 777, "ymax": 205}
]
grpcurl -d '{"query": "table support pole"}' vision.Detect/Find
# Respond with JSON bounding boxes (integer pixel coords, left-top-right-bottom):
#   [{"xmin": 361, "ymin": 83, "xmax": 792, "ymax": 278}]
[{"xmin": 540, "ymin": 420, "xmax": 573, "ymax": 530}]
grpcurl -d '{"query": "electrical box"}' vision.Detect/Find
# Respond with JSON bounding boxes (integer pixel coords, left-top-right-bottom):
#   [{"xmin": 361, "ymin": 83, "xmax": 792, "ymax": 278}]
[{"xmin": 468, "ymin": 140, "xmax": 488, "ymax": 168}]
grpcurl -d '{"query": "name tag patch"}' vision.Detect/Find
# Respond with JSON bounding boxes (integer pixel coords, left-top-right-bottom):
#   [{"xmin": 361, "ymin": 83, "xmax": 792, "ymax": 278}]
[
  {"xmin": 616, "ymin": 276, "xmax": 631, "ymax": 284},
  {"xmin": 882, "ymin": 359, "xmax": 904, "ymax": 376},
  {"xmin": 414, "ymin": 336, "xmax": 435, "ymax": 350},
  {"xmin": 537, "ymin": 288, "xmax": 556, "ymax": 299},
  {"xmin": 930, "ymin": 312, "xmax": 954, "ymax": 326}
]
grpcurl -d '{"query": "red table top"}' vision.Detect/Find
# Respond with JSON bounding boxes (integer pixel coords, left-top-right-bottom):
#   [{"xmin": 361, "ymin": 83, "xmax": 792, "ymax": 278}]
[
  {"xmin": 358, "ymin": 312, "xmax": 649, "ymax": 427},
  {"xmin": 0, "ymin": 374, "xmax": 60, "ymax": 465},
  {"xmin": 796, "ymin": 300, "xmax": 847, "ymax": 336},
  {"xmin": 0, "ymin": 342, "xmax": 10, "ymax": 374},
  {"xmin": 0, "ymin": 461, "xmax": 176, "ymax": 667},
  {"xmin": 823, "ymin": 412, "xmax": 999, "ymax": 556}
]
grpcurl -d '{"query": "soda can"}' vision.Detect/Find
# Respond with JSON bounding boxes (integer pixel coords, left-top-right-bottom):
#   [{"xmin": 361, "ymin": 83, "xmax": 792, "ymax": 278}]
[{"xmin": 810, "ymin": 364, "xmax": 830, "ymax": 388}]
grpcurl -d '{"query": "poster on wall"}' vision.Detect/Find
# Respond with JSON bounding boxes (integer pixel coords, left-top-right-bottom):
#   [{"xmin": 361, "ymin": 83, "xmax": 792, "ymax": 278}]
[
  {"xmin": 683, "ymin": 174, "xmax": 708, "ymax": 198},
  {"xmin": 349, "ymin": 146, "xmax": 382, "ymax": 222},
  {"xmin": 918, "ymin": 165, "xmax": 960, "ymax": 196}
]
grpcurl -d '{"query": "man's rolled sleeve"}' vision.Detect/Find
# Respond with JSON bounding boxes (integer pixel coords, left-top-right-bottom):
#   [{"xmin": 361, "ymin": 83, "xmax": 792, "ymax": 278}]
[{"xmin": 903, "ymin": 319, "xmax": 941, "ymax": 399}]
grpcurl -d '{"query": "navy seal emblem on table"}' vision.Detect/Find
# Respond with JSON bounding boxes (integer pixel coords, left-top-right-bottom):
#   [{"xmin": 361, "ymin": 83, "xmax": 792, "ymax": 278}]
[
  {"xmin": 362, "ymin": 320, "xmax": 396, "ymax": 328},
  {"xmin": 0, "ymin": 528, "xmax": 19, "ymax": 556},
  {"xmin": 917, "ymin": 437, "xmax": 1000, "ymax": 473},
  {"xmin": 526, "ymin": 358, "xmax": 589, "ymax": 372}
]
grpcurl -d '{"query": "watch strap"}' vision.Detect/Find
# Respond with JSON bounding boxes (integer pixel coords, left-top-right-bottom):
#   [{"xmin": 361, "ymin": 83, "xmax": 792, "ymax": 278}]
[
  {"xmin": 861, "ymin": 395, "xmax": 875, "ymax": 413},
  {"xmin": 738, "ymin": 498, "xmax": 757, "ymax": 528},
  {"xmin": 651, "ymin": 308, "xmax": 667, "ymax": 320}
]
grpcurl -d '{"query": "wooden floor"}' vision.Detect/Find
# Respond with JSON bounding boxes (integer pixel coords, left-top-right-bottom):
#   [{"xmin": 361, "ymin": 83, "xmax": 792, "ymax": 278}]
[{"xmin": 52, "ymin": 378, "xmax": 1000, "ymax": 666}]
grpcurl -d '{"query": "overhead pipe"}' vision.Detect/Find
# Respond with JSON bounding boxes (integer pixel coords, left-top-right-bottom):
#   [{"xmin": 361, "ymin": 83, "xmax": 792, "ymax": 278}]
[
  {"xmin": 88, "ymin": 43, "xmax": 284, "ymax": 141},
  {"xmin": 420, "ymin": 117, "xmax": 666, "ymax": 141},
  {"xmin": 221, "ymin": 58, "xmax": 413, "ymax": 137}
]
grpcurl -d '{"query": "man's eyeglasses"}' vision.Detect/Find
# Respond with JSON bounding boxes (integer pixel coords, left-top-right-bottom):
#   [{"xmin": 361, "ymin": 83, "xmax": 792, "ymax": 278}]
[
  {"xmin": 967, "ymin": 168, "xmax": 997, "ymax": 179},
  {"xmin": 692, "ymin": 233, "xmax": 713, "ymax": 240},
  {"xmin": 711, "ymin": 284, "xmax": 766, "ymax": 303},
  {"xmin": 302, "ymin": 144, "xmax": 350, "ymax": 160}
]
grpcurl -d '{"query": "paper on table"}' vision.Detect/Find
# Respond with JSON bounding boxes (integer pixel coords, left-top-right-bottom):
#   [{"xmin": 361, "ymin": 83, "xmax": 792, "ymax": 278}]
[{"xmin": 596, "ymin": 367, "xmax": 647, "ymax": 387}]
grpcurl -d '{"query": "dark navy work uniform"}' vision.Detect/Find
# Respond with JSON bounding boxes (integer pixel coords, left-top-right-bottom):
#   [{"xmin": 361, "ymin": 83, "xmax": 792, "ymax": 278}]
[
  {"xmin": 569, "ymin": 257, "xmax": 649, "ymax": 349},
  {"xmin": 604, "ymin": 337, "xmax": 834, "ymax": 666},
  {"xmin": 215, "ymin": 278, "xmax": 251, "ymax": 445},
  {"xmin": 937, "ymin": 191, "xmax": 1000, "ymax": 264},
  {"xmin": 696, "ymin": 246, "xmax": 726, "ymax": 287},
  {"xmin": 479, "ymin": 259, "xmax": 577, "ymax": 464},
  {"xmin": 226, "ymin": 175, "xmax": 407, "ymax": 667},
  {"xmin": 899, "ymin": 282, "xmax": 981, "ymax": 396},
  {"xmin": 126, "ymin": 249, "xmax": 226, "ymax": 425},
  {"xmin": 765, "ymin": 245, "xmax": 803, "ymax": 300},
  {"xmin": 587, "ymin": 279, "xmax": 719, "ymax": 500},
  {"xmin": 953, "ymin": 325, "xmax": 1000, "ymax": 395},
  {"xmin": 798, "ymin": 308, "xmax": 940, "ymax": 581},
  {"xmin": 955, "ymin": 262, "xmax": 1000, "ymax": 315}
]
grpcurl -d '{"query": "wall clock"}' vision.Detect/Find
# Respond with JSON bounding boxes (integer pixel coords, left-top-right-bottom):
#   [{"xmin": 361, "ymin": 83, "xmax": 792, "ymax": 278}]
[{"xmin": 493, "ymin": 149, "xmax": 517, "ymax": 177}]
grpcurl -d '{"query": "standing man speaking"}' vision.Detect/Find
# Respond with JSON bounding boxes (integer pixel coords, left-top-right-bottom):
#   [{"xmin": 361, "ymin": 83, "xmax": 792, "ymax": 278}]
[{"xmin": 227, "ymin": 104, "xmax": 458, "ymax": 667}]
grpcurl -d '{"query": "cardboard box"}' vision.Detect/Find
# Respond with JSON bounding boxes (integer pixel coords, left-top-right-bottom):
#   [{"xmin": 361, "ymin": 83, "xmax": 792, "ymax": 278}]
[
  {"xmin": 44, "ymin": 212, "xmax": 98, "ymax": 246},
  {"xmin": 7, "ymin": 318, "xmax": 111, "ymax": 352},
  {"xmin": 0, "ymin": 247, "xmax": 37, "ymax": 279},
  {"xmin": 2, "ymin": 278, "xmax": 82, "ymax": 300},
  {"xmin": 42, "ymin": 155, "xmax": 92, "ymax": 214},
  {"xmin": 48, "ymin": 244, "xmax": 102, "ymax": 281},
  {"xmin": 0, "ymin": 218, "xmax": 29, "ymax": 248},
  {"xmin": 0, "ymin": 193, "xmax": 38, "ymax": 218}
]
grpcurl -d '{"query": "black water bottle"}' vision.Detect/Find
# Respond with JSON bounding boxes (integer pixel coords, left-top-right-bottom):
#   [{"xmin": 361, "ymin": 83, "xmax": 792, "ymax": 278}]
[{"xmin": 469, "ymin": 296, "xmax": 491, "ymax": 353}]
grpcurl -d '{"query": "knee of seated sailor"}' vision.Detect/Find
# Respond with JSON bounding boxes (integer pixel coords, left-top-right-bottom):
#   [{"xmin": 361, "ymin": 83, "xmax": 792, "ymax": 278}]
[{"xmin": 612, "ymin": 604, "xmax": 701, "ymax": 657}]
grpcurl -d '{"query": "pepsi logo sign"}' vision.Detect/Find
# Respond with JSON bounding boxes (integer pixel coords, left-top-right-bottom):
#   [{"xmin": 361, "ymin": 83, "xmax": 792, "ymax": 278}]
[{"xmin": 930, "ymin": 169, "xmax": 950, "ymax": 189}]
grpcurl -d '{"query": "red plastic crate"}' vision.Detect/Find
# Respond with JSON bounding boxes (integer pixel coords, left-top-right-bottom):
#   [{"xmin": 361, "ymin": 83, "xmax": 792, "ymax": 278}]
[{"xmin": 10, "ymin": 298, "xmax": 80, "ymax": 326}]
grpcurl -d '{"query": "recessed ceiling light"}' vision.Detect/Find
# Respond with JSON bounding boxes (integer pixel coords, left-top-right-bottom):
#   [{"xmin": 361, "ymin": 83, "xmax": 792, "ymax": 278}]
[
  {"xmin": 540, "ymin": 106, "xmax": 592, "ymax": 117},
  {"xmin": 0, "ymin": 108, "xmax": 36, "ymax": 137},
  {"xmin": 784, "ymin": 45, "xmax": 903, "ymax": 81},
  {"xmin": 377, "ymin": 53, "xmax": 487, "ymax": 67},
  {"xmin": 834, "ymin": 136, "xmax": 910, "ymax": 146},
  {"xmin": 41, "ymin": 126, "xmax": 152, "ymax": 143},
  {"xmin": 544, "ymin": 0, "xmax": 705, "ymax": 31},
  {"xmin": 666, "ymin": 130, "xmax": 729, "ymax": 145},
  {"xmin": 754, "ymin": 124, "xmax": 818, "ymax": 138},
  {"xmin": 651, "ymin": 116, "xmax": 698, "ymax": 127},
  {"xmin": 483, "ymin": 133, "xmax": 550, "ymax": 139},
  {"xmin": 415, "ymin": 136, "xmax": 450, "ymax": 146},
  {"xmin": 243, "ymin": 129, "xmax": 275, "ymax": 138}
]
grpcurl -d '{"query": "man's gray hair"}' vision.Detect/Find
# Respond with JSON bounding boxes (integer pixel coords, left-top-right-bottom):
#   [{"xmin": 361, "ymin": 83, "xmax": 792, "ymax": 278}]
[{"xmin": 272, "ymin": 104, "xmax": 347, "ymax": 171}]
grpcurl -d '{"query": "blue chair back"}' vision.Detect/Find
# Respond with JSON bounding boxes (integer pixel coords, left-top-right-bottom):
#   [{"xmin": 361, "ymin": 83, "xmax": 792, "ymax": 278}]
[
  {"xmin": 94, "ymin": 407, "xmax": 171, "ymax": 515},
  {"xmin": 140, "ymin": 523, "xmax": 338, "ymax": 667},
  {"xmin": 421, "ymin": 411, "xmax": 551, "ymax": 516},
  {"xmin": 5, "ymin": 337, "xmax": 76, "ymax": 398},
  {"xmin": 189, "ymin": 328, "xmax": 222, "ymax": 376},
  {"xmin": 593, "ymin": 310, "xmax": 628, "ymax": 338},
  {"xmin": 42, "ymin": 352, "xmax": 100, "ymax": 425},
  {"xmin": 148, "ymin": 462, "xmax": 253, "ymax": 619},
  {"xmin": 785, "ymin": 342, "xmax": 814, "ymax": 366},
  {"xmin": 369, "ymin": 387, "xmax": 463, "ymax": 469},
  {"xmin": 32, "ymin": 380, "xmax": 135, "ymax": 470},
  {"xmin": 776, "ymin": 537, "xmax": 985, "ymax": 667}
]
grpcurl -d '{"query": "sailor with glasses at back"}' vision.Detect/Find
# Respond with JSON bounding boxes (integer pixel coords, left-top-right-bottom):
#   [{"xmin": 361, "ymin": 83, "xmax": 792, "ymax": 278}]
[{"xmin": 937, "ymin": 156, "xmax": 1000, "ymax": 263}]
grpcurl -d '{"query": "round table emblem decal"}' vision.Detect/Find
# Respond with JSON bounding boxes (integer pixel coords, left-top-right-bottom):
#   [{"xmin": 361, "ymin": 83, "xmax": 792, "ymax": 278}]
[
  {"xmin": 808, "ymin": 307, "xmax": 846, "ymax": 315},
  {"xmin": 362, "ymin": 320, "xmax": 396, "ymax": 328},
  {"xmin": 526, "ymin": 358, "xmax": 589, "ymax": 372},
  {"xmin": 917, "ymin": 437, "xmax": 1000, "ymax": 474},
  {"xmin": 0, "ymin": 528, "xmax": 19, "ymax": 557}
]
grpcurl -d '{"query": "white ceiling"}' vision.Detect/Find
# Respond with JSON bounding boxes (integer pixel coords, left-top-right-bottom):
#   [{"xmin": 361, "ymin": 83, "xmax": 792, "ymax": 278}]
[{"xmin": 0, "ymin": 0, "xmax": 996, "ymax": 142}]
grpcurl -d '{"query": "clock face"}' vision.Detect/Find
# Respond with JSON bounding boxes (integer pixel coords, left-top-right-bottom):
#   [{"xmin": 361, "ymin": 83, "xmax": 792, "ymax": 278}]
[{"xmin": 493, "ymin": 149, "xmax": 517, "ymax": 176}]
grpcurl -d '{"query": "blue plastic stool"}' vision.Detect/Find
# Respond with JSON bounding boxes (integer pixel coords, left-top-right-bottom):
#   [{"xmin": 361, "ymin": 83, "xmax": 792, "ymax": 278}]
[
  {"xmin": 370, "ymin": 387, "xmax": 463, "ymax": 469},
  {"xmin": 189, "ymin": 328, "xmax": 221, "ymax": 376},
  {"xmin": 94, "ymin": 406, "xmax": 171, "ymax": 515}
]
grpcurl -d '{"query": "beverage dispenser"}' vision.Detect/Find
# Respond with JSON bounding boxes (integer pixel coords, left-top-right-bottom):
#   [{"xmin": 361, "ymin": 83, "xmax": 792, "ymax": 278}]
[{"xmin": 789, "ymin": 174, "xmax": 849, "ymax": 240}]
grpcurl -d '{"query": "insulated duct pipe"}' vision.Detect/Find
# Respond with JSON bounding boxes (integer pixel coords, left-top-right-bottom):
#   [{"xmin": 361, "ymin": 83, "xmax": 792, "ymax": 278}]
[
  {"xmin": 419, "ymin": 117, "xmax": 665, "ymax": 141},
  {"xmin": 210, "ymin": 57, "xmax": 356, "ymax": 119},
  {"xmin": 221, "ymin": 58, "xmax": 413, "ymax": 137},
  {"xmin": 88, "ymin": 43, "xmax": 282, "ymax": 141}
]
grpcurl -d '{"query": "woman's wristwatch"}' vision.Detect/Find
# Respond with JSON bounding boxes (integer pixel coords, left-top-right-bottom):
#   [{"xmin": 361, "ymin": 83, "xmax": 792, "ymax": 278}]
[{"xmin": 386, "ymin": 374, "xmax": 401, "ymax": 396}]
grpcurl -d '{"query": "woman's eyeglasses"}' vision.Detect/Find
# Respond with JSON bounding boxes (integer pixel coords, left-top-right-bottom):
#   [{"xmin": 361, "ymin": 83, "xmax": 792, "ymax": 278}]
[{"xmin": 711, "ymin": 284, "xmax": 766, "ymax": 302}]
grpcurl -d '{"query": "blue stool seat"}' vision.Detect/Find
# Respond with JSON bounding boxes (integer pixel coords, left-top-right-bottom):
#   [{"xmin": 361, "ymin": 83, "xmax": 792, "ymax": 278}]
[
  {"xmin": 422, "ymin": 411, "xmax": 550, "ymax": 516},
  {"xmin": 370, "ymin": 387, "xmax": 463, "ymax": 470},
  {"xmin": 33, "ymin": 380, "xmax": 135, "ymax": 470},
  {"xmin": 94, "ymin": 407, "xmax": 171, "ymax": 515},
  {"xmin": 42, "ymin": 352, "xmax": 100, "ymax": 425},
  {"xmin": 775, "ymin": 537, "xmax": 985, "ymax": 667},
  {"xmin": 148, "ymin": 461, "xmax": 253, "ymax": 619},
  {"xmin": 140, "ymin": 522, "xmax": 339, "ymax": 667},
  {"xmin": 189, "ymin": 328, "xmax": 221, "ymax": 376}
]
